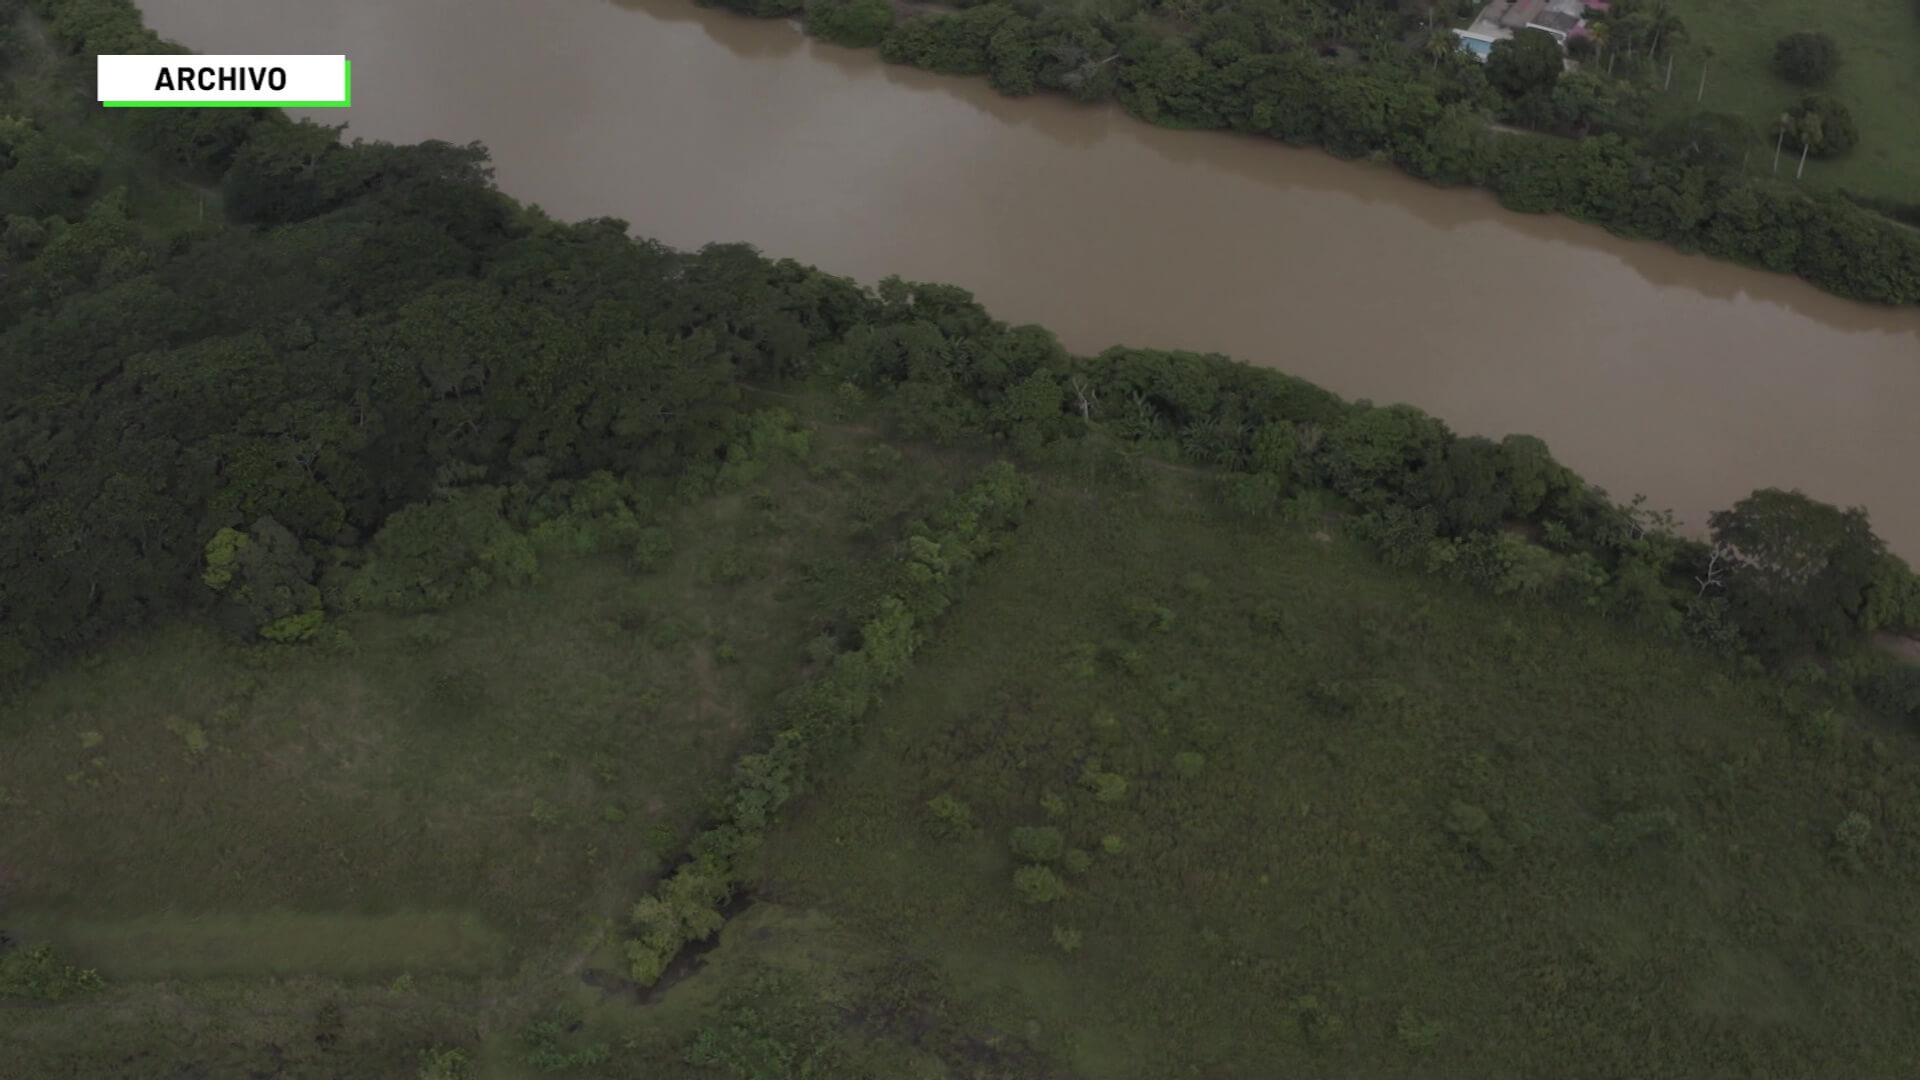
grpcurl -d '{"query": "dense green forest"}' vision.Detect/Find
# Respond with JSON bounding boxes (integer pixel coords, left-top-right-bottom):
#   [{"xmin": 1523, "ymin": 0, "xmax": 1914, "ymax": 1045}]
[
  {"xmin": 5, "ymin": 0, "xmax": 1920, "ymax": 1075},
  {"xmin": 771, "ymin": 0, "xmax": 1920, "ymax": 306}
]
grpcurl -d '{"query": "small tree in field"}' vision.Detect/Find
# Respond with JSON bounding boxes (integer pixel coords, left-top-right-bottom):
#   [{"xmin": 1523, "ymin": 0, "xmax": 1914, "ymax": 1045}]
[
  {"xmin": 926, "ymin": 794, "xmax": 973, "ymax": 839},
  {"xmin": 1783, "ymin": 95, "xmax": 1859, "ymax": 157},
  {"xmin": 1013, "ymin": 865, "xmax": 1068, "ymax": 904}
]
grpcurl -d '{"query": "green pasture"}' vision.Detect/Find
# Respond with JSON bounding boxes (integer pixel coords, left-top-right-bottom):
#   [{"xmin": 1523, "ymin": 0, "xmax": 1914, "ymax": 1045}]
[
  {"xmin": 1671, "ymin": 0, "xmax": 1920, "ymax": 196},
  {"xmin": 751, "ymin": 464, "xmax": 1920, "ymax": 1078}
]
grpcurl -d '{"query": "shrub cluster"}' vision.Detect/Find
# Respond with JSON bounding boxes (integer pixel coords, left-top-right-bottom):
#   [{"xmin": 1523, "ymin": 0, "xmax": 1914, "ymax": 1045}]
[
  {"xmin": 0, "ymin": 940, "xmax": 105, "ymax": 1001},
  {"xmin": 622, "ymin": 462, "xmax": 1035, "ymax": 984}
]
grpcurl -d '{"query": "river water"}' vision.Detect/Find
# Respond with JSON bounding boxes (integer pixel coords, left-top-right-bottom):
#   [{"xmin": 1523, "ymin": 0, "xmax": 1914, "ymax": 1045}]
[{"xmin": 137, "ymin": 0, "xmax": 1920, "ymax": 557}]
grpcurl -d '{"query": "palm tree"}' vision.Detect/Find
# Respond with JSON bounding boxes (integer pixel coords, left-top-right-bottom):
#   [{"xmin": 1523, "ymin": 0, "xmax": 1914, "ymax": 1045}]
[
  {"xmin": 1796, "ymin": 113, "xmax": 1822, "ymax": 179},
  {"xmin": 1773, "ymin": 111, "xmax": 1821, "ymax": 178},
  {"xmin": 1695, "ymin": 42, "xmax": 1714, "ymax": 102},
  {"xmin": 1637, "ymin": 0, "xmax": 1685, "ymax": 60},
  {"xmin": 1426, "ymin": 29, "xmax": 1457, "ymax": 69}
]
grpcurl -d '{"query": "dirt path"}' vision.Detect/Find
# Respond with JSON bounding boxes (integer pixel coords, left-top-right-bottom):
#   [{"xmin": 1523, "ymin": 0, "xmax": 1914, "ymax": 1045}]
[{"xmin": 1872, "ymin": 631, "xmax": 1920, "ymax": 665}]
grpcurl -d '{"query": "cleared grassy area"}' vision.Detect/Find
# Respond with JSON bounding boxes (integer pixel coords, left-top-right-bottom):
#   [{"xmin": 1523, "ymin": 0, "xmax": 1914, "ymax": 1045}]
[
  {"xmin": 0, "ymin": 421, "xmax": 988, "ymax": 1075},
  {"xmin": 11, "ymin": 429, "xmax": 1920, "ymax": 1079},
  {"xmin": 1670, "ymin": 0, "xmax": 1920, "ymax": 197},
  {"xmin": 2, "ymin": 911, "xmax": 512, "ymax": 980},
  {"xmin": 2, "ymin": 558, "xmax": 758, "ymax": 949},
  {"xmin": 0, "ymin": 973, "xmax": 510, "ymax": 1079},
  {"xmin": 748, "ymin": 464, "xmax": 1920, "ymax": 1079},
  {"xmin": 0, "ymin": 430, "xmax": 927, "ymax": 928}
]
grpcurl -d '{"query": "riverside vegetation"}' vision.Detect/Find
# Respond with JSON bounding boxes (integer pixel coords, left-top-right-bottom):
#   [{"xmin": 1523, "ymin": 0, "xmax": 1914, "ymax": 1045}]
[
  {"xmin": 5, "ymin": 0, "xmax": 1920, "ymax": 1076},
  {"xmin": 757, "ymin": 0, "xmax": 1920, "ymax": 306}
]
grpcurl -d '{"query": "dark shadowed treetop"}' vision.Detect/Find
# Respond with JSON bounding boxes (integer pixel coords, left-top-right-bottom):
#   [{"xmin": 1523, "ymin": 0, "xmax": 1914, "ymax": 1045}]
[
  {"xmin": 1708, "ymin": 488, "xmax": 1886, "ymax": 655},
  {"xmin": 1486, "ymin": 28, "xmax": 1564, "ymax": 99},
  {"xmin": 1649, "ymin": 111, "xmax": 1757, "ymax": 172},
  {"xmin": 1772, "ymin": 31, "xmax": 1842, "ymax": 87}
]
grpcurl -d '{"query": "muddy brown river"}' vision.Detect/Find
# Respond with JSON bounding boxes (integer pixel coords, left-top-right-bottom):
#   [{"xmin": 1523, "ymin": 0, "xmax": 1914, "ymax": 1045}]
[{"xmin": 139, "ymin": 0, "xmax": 1920, "ymax": 557}]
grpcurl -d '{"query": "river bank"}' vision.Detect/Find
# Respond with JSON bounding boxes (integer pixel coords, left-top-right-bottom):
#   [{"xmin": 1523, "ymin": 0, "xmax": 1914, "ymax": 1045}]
[
  {"xmin": 132, "ymin": 0, "xmax": 1920, "ymax": 561},
  {"xmin": 771, "ymin": 0, "xmax": 1920, "ymax": 307},
  {"xmin": 11, "ymin": 5, "xmax": 1920, "ymax": 1075}
]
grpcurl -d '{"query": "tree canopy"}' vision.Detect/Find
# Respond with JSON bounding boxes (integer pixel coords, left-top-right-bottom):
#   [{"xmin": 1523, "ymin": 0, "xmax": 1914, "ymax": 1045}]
[
  {"xmin": 1487, "ymin": 28, "xmax": 1564, "ymax": 98},
  {"xmin": 1781, "ymin": 94, "xmax": 1859, "ymax": 157},
  {"xmin": 1773, "ymin": 31, "xmax": 1842, "ymax": 87},
  {"xmin": 1708, "ymin": 488, "xmax": 1887, "ymax": 657}
]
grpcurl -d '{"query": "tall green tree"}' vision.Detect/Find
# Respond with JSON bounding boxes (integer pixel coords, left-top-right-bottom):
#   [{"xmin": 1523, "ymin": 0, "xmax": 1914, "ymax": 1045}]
[
  {"xmin": 1772, "ymin": 31, "xmax": 1841, "ymax": 87},
  {"xmin": 1708, "ymin": 488, "xmax": 1887, "ymax": 657},
  {"xmin": 1486, "ymin": 28, "xmax": 1563, "ymax": 99}
]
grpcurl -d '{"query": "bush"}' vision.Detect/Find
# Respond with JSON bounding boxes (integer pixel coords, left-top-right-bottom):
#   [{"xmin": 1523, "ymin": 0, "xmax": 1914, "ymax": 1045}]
[
  {"xmin": 1833, "ymin": 811, "xmax": 1873, "ymax": 853},
  {"xmin": 343, "ymin": 489, "xmax": 536, "ymax": 613},
  {"xmin": 619, "ymin": 464, "xmax": 1033, "ymax": 986},
  {"xmin": 417, "ymin": 1048, "xmax": 472, "ymax": 1080},
  {"xmin": 926, "ymin": 793, "xmax": 973, "ymax": 838},
  {"xmin": 0, "ymin": 942, "xmax": 104, "ymax": 1001},
  {"xmin": 1123, "ymin": 596, "xmax": 1175, "ymax": 632},
  {"xmin": 1851, "ymin": 663, "xmax": 1920, "ymax": 727},
  {"xmin": 402, "ymin": 618, "xmax": 453, "ymax": 652},
  {"xmin": 1773, "ymin": 32, "xmax": 1842, "ymax": 87},
  {"xmin": 1396, "ymin": 1009, "xmax": 1445, "ymax": 1051},
  {"xmin": 520, "ymin": 1007, "xmax": 611, "ymax": 1071},
  {"xmin": 1291, "ymin": 994, "xmax": 1346, "ymax": 1046},
  {"xmin": 1591, "ymin": 807, "xmax": 1682, "ymax": 857},
  {"xmin": 1013, "ymin": 864, "xmax": 1067, "ymax": 904},
  {"xmin": 630, "ymin": 526, "xmax": 673, "ymax": 572},
  {"xmin": 808, "ymin": 0, "xmax": 893, "ymax": 48},
  {"xmin": 1082, "ymin": 769, "xmax": 1128, "ymax": 803},
  {"xmin": 698, "ymin": 545, "xmax": 761, "ymax": 585},
  {"xmin": 1784, "ymin": 95, "xmax": 1859, "ymax": 158},
  {"xmin": 1791, "ymin": 707, "xmax": 1844, "ymax": 751},
  {"xmin": 1010, "ymin": 825, "xmax": 1065, "ymax": 862}
]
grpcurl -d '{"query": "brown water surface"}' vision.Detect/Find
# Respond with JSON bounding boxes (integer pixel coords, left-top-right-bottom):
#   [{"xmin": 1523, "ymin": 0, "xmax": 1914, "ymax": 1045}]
[{"xmin": 137, "ymin": 0, "xmax": 1920, "ymax": 556}]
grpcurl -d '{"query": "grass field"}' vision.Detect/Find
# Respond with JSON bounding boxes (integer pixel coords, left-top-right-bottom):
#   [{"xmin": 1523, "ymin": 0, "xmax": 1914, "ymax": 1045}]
[
  {"xmin": 740, "ymin": 463, "xmax": 1920, "ymax": 1079},
  {"xmin": 1669, "ymin": 0, "xmax": 1920, "ymax": 197},
  {"xmin": 0, "ymin": 420, "xmax": 989, "ymax": 1077},
  {"xmin": 10, "ymin": 418, "xmax": 1920, "ymax": 1077}
]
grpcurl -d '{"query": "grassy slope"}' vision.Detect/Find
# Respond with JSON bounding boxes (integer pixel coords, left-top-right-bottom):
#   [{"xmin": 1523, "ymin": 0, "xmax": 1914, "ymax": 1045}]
[
  {"xmin": 746, "ymin": 464, "xmax": 1920, "ymax": 1079},
  {"xmin": 1667, "ymin": 0, "xmax": 1920, "ymax": 197},
  {"xmin": 0, "ymin": 423, "xmax": 982, "ymax": 1077},
  {"xmin": 11, "ymin": 421, "xmax": 1920, "ymax": 1078}
]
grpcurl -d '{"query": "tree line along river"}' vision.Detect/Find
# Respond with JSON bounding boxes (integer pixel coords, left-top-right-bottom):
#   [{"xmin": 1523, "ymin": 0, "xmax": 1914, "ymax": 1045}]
[{"xmin": 137, "ymin": 0, "xmax": 1920, "ymax": 560}]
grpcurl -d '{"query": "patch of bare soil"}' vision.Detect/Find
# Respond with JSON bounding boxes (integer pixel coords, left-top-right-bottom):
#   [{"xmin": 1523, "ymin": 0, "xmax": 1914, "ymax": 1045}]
[{"xmin": 1872, "ymin": 631, "xmax": 1920, "ymax": 665}]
